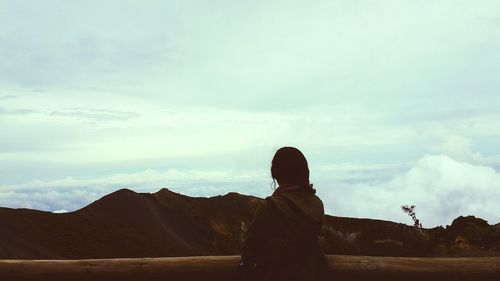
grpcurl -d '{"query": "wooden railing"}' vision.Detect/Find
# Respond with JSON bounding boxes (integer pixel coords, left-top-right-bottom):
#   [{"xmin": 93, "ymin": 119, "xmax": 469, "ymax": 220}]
[{"xmin": 1, "ymin": 255, "xmax": 499, "ymax": 281}]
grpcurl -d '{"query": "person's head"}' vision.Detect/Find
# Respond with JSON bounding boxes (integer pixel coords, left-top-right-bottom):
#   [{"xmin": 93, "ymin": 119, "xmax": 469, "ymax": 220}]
[{"xmin": 271, "ymin": 147, "xmax": 312, "ymax": 189}]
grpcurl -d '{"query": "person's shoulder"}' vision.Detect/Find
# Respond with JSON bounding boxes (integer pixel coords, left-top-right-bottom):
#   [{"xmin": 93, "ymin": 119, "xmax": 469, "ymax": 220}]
[
  {"xmin": 255, "ymin": 196, "xmax": 274, "ymax": 213},
  {"xmin": 275, "ymin": 190, "xmax": 325, "ymax": 214},
  {"xmin": 277, "ymin": 189, "xmax": 323, "ymax": 202}
]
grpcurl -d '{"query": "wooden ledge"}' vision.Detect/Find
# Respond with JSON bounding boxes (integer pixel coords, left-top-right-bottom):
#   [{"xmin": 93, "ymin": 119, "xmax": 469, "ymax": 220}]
[{"xmin": 0, "ymin": 255, "xmax": 499, "ymax": 281}]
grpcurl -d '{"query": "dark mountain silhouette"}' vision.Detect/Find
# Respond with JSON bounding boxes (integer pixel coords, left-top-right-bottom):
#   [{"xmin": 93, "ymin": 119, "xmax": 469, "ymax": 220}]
[{"xmin": 0, "ymin": 188, "xmax": 498, "ymax": 259}]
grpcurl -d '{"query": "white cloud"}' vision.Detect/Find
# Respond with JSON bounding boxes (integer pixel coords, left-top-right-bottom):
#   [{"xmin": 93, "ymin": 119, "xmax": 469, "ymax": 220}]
[
  {"xmin": 316, "ymin": 162, "xmax": 409, "ymax": 182},
  {"xmin": 0, "ymin": 167, "xmax": 271, "ymax": 212},
  {"xmin": 2, "ymin": 154, "xmax": 499, "ymax": 229},
  {"xmin": 321, "ymin": 155, "xmax": 500, "ymax": 227}
]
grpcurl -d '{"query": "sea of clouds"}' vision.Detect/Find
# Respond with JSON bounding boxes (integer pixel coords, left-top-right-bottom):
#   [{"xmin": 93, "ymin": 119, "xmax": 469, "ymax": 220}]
[{"xmin": 1, "ymin": 154, "xmax": 498, "ymax": 228}]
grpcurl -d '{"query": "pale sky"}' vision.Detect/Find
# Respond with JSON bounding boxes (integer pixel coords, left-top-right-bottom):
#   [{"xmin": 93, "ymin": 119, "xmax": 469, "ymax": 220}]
[{"xmin": 1, "ymin": 0, "xmax": 499, "ymax": 227}]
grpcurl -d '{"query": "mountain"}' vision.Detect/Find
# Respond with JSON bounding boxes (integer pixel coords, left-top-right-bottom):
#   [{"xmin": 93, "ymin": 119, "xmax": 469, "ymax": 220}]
[
  {"xmin": 0, "ymin": 188, "xmax": 259, "ymax": 259},
  {"xmin": 0, "ymin": 188, "xmax": 498, "ymax": 259}
]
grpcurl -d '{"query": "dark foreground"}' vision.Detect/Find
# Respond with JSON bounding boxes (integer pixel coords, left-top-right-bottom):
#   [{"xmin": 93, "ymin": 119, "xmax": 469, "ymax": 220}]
[{"xmin": 1, "ymin": 255, "xmax": 499, "ymax": 281}]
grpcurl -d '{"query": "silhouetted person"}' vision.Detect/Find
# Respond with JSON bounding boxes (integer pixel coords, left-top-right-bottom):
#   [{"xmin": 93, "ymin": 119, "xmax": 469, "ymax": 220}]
[{"xmin": 240, "ymin": 147, "xmax": 328, "ymax": 281}]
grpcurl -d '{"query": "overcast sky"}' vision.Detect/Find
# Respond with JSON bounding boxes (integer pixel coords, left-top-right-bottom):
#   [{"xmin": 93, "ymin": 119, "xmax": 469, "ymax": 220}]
[{"xmin": 1, "ymin": 0, "xmax": 499, "ymax": 227}]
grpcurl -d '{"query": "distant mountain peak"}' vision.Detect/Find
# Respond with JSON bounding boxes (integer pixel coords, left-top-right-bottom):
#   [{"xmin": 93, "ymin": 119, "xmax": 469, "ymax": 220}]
[
  {"xmin": 113, "ymin": 188, "xmax": 136, "ymax": 195},
  {"xmin": 154, "ymin": 188, "xmax": 192, "ymax": 201},
  {"xmin": 154, "ymin": 187, "xmax": 180, "ymax": 195}
]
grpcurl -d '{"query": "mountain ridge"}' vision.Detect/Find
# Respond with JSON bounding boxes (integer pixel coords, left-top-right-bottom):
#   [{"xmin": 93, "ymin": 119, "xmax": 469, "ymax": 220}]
[{"xmin": 0, "ymin": 188, "xmax": 498, "ymax": 259}]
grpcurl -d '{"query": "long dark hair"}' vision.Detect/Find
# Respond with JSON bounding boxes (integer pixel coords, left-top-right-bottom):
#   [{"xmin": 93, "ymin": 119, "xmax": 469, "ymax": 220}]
[{"xmin": 271, "ymin": 147, "xmax": 315, "ymax": 194}]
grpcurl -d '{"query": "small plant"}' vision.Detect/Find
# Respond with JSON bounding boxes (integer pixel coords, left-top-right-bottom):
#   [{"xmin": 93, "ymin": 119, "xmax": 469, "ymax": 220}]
[{"xmin": 401, "ymin": 204, "xmax": 423, "ymax": 229}]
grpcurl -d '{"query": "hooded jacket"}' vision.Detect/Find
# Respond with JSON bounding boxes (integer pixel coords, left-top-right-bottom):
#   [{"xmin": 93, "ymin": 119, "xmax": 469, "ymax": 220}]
[{"xmin": 241, "ymin": 187, "xmax": 328, "ymax": 281}]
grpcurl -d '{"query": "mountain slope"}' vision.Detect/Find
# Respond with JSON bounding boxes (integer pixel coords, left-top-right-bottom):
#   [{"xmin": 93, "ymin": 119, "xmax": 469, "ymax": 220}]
[
  {"xmin": 0, "ymin": 188, "xmax": 498, "ymax": 259},
  {"xmin": 0, "ymin": 188, "xmax": 260, "ymax": 258}
]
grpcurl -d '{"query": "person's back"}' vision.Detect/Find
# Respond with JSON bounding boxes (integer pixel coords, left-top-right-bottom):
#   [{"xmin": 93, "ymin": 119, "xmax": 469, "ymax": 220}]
[{"xmin": 240, "ymin": 147, "xmax": 328, "ymax": 281}]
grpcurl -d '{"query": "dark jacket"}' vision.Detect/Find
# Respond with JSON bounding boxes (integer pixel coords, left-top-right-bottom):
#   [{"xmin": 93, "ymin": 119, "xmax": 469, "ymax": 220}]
[{"xmin": 241, "ymin": 188, "xmax": 328, "ymax": 281}]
